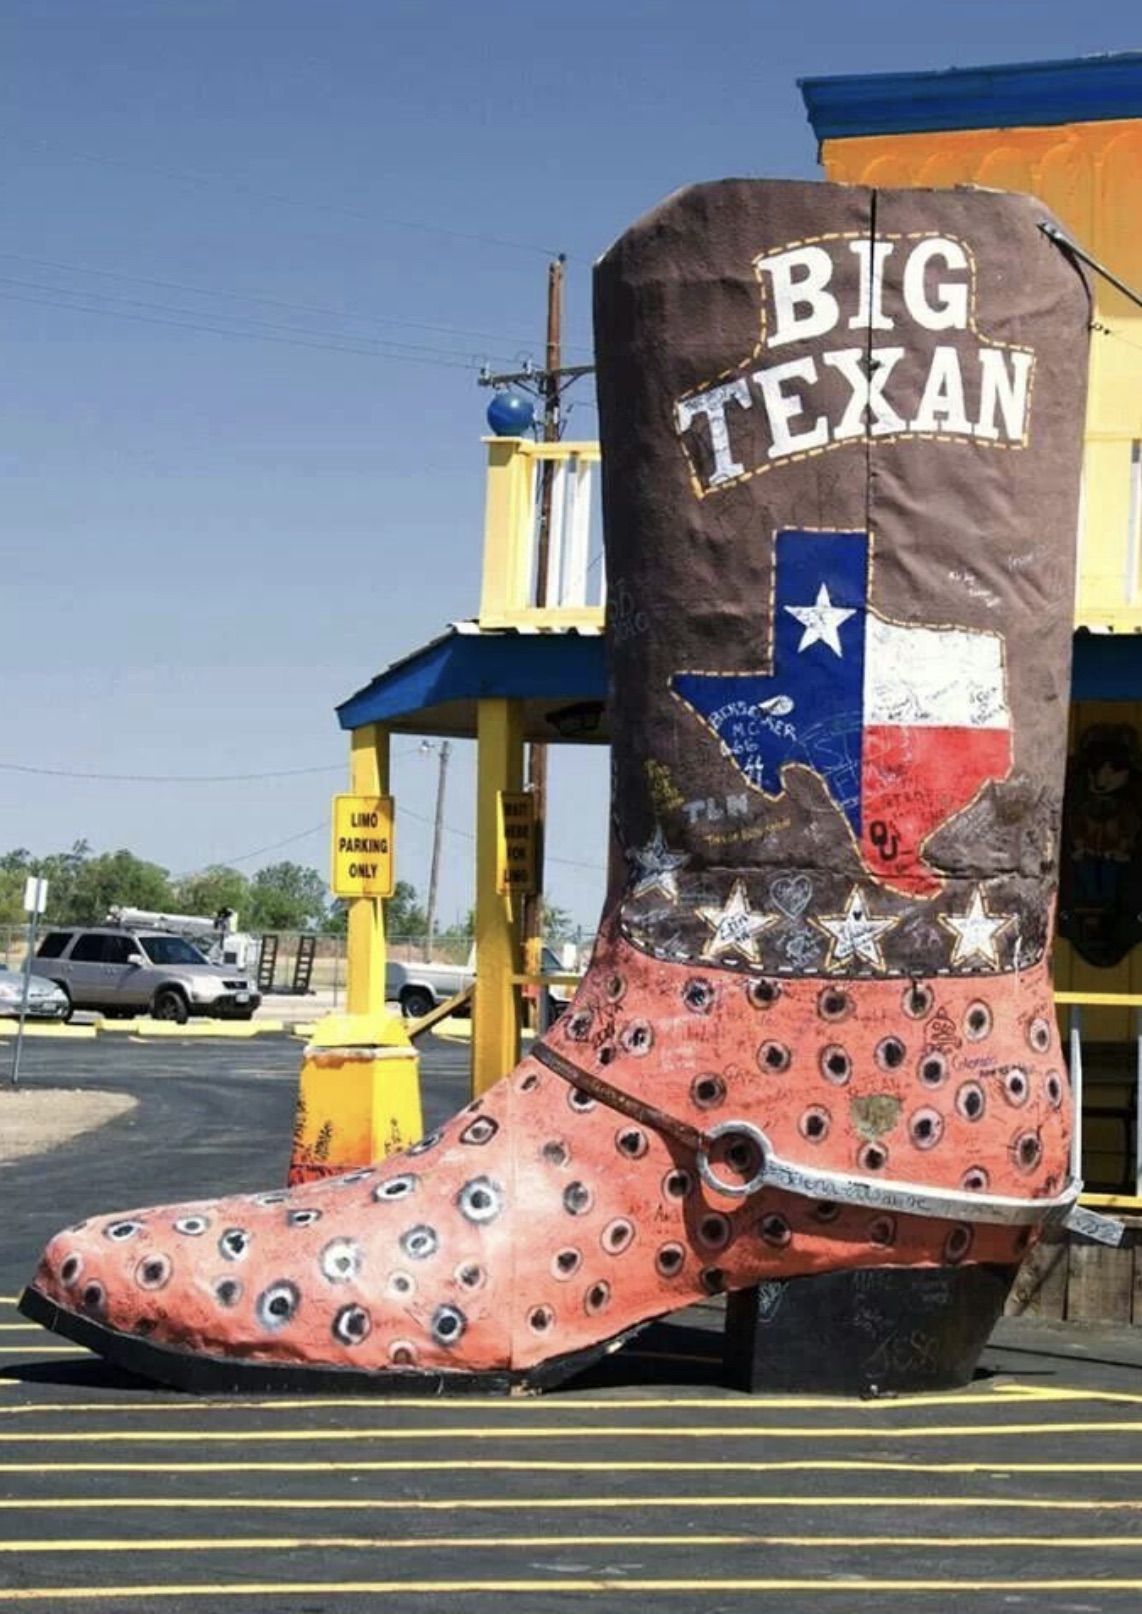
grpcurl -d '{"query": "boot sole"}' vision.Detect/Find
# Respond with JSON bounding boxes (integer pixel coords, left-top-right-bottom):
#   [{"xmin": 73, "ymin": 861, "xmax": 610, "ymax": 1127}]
[{"xmin": 17, "ymin": 1284, "xmax": 640, "ymax": 1397}]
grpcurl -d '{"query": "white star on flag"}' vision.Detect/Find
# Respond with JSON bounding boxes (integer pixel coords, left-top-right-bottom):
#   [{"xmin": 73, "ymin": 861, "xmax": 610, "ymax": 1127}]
[
  {"xmin": 696, "ymin": 879, "xmax": 776, "ymax": 963},
  {"xmin": 938, "ymin": 885, "xmax": 1014, "ymax": 968},
  {"xmin": 814, "ymin": 885, "xmax": 899, "ymax": 971},
  {"xmin": 628, "ymin": 824, "xmax": 690, "ymax": 902},
  {"xmin": 784, "ymin": 583, "xmax": 856, "ymax": 657}
]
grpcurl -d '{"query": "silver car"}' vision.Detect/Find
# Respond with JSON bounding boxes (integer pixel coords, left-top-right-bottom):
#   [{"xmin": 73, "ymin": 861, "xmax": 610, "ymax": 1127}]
[
  {"xmin": 0, "ymin": 963, "xmax": 70, "ymax": 1020},
  {"xmin": 30, "ymin": 926, "xmax": 261, "ymax": 1023}
]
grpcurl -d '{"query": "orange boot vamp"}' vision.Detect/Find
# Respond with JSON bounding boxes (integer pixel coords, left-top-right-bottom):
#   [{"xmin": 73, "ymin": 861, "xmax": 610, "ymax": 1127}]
[{"xmin": 31, "ymin": 931, "xmax": 1052, "ymax": 1379}]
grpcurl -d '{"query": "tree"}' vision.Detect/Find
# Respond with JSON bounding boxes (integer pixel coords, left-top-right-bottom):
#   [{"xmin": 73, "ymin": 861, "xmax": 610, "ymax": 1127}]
[
  {"xmin": 386, "ymin": 881, "xmax": 427, "ymax": 939},
  {"xmin": 0, "ymin": 850, "xmax": 35, "ymax": 925},
  {"xmin": 172, "ymin": 866, "xmax": 250, "ymax": 921},
  {"xmin": 66, "ymin": 849, "xmax": 175, "ymax": 923},
  {"xmin": 244, "ymin": 862, "xmax": 328, "ymax": 931},
  {"xmin": 322, "ymin": 901, "xmax": 349, "ymax": 937},
  {"xmin": 35, "ymin": 840, "xmax": 92, "ymax": 922},
  {"xmin": 539, "ymin": 901, "xmax": 576, "ymax": 945}
]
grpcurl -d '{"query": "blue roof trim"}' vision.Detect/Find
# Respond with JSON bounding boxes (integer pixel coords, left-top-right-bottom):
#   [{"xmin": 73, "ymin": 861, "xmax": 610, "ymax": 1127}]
[
  {"xmin": 1071, "ymin": 633, "xmax": 1142, "ymax": 701},
  {"xmin": 336, "ymin": 630, "xmax": 607, "ymax": 731},
  {"xmin": 336, "ymin": 626, "xmax": 1140, "ymax": 731},
  {"xmin": 801, "ymin": 54, "xmax": 1142, "ymax": 142}
]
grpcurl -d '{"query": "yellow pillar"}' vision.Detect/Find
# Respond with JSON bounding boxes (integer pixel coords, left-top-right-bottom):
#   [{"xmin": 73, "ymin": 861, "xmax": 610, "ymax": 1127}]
[
  {"xmin": 287, "ymin": 721, "xmax": 423, "ymax": 1184},
  {"xmin": 472, "ymin": 698, "xmax": 524, "ymax": 1096},
  {"xmin": 346, "ymin": 723, "xmax": 390, "ymax": 1016},
  {"xmin": 478, "ymin": 438, "xmax": 533, "ymax": 626}
]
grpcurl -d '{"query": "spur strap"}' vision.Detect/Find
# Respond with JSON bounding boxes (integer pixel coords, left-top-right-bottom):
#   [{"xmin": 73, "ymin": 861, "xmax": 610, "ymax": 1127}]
[
  {"xmin": 532, "ymin": 1041, "xmax": 705, "ymax": 1154},
  {"xmin": 529, "ymin": 1041, "xmax": 1124, "ymax": 1247}
]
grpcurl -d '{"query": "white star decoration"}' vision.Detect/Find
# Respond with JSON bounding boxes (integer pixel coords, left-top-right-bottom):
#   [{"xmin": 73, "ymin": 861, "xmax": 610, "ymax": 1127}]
[
  {"xmin": 784, "ymin": 583, "xmax": 856, "ymax": 657},
  {"xmin": 939, "ymin": 886, "xmax": 1015, "ymax": 968},
  {"xmin": 628, "ymin": 824, "xmax": 690, "ymax": 902},
  {"xmin": 814, "ymin": 885, "xmax": 899, "ymax": 971},
  {"xmin": 697, "ymin": 879, "xmax": 776, "ymax": 963}
]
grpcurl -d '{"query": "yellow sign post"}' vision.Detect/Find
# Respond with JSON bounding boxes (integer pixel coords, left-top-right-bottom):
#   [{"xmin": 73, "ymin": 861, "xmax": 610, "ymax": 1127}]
[
  {"xmin": 331, "ymin": 794, "xmax": 394, "ymax": 899},
  {"xmin": 290, "ymin": 760, "xmax": 417, "ymax": 1188},
  {"xmin": 497, "ymin": 790, "xmax": 537, "ymax": 894}
]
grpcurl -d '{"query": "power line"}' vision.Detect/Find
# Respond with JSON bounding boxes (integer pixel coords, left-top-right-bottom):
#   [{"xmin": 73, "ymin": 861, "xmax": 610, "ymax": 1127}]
[
  {"xmin": 172, "ymin": 819, "xmax": 330, "ymax": 879},
  {"xmin": 9, "ymin": 131, "xmax": 569, "ymax": 261},
  {"xmin": 396, "ymin": 800, "xmax": 604, "ymax": 874},
  {"xmin": 0, "ymin": 759, "xmax": 345, "ymax": 784},
  {"xmin": 0, "ymin": 248, "xmax": 594, "ymax": 357},
  {"xmin": 0, "ymin": 285, "xmax": 495, "ymax": 369},
  {"xmin": 0, "ymin": 742, "xmax": 431, "ymax": 786},
  {"xmin": 172, "ymin": 800, "xmax": 602, "ymax": 883},
  {"xmin": 0, "ymin": 272, "xmax": 520, "ymax": 369}
]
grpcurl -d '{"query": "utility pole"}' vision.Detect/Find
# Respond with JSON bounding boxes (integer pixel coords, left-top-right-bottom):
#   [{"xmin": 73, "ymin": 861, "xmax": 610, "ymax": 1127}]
[
  {"xmin": 477, "ymin": 258, "xmax": 594, "ymax": 1025},
  {"xmin": 423, "ymin": 739, "xmax": 451, "ymax": 962},
  {"xmin": 522, "ymin": 257, "xmax": 564, "ymax": 1007}
]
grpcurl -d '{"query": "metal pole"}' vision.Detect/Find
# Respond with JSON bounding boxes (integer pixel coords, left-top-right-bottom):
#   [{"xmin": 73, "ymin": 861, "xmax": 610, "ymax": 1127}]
[
  {"xmin": 10, "ymin": 907, "xmax": 40, "ymax": 1089},
  {"xmin": 523, "ymin": 257, "xmax": 564, "ymax": 1012},
  {"xmin": 424, "ymin": 739, "xmax": 451, "ymax": 962},
  {"xmin": 1069, "ymin": 1009, "xmax": 1084, "ymax": 1190},
  {"xmin": 1039, "ymin": 221, "xmax": 1142, "ymax": 314},
  {"xmin": 1135, "ymin": 1008, "xmax": 1142, "ymax": 1200}
]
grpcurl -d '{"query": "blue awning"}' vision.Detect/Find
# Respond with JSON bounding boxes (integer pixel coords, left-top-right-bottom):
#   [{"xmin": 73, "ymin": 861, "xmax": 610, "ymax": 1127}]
[
  {"xmin": 336, "ymin": 627, "xmax": 608, "ymax": 741},
  {"xmin": 801, "ymin": 53, "xmax": 1142, "ymax": 144},
  {"xmin": 336, "ymin": 625, "xmax": 1142, "ymax": 739}
]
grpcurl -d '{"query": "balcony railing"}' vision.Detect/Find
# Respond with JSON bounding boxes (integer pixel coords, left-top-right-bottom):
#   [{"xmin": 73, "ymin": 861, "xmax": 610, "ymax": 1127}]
[
  {"xmin": 479, "ymin": 433, "xmax": 1142, "ymax": 634},
  {"xmin": 479, "ymin": 438, "xmax": 604, "ymax": 629}
]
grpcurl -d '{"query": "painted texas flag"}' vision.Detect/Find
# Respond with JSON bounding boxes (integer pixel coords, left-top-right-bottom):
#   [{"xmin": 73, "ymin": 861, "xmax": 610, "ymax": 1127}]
[{"xmin": 672, "ymin": 529, "xmax": 1011, "ymax": 894}]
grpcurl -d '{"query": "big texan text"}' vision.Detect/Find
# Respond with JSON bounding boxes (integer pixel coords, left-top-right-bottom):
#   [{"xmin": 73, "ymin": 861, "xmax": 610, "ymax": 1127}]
[{"xmin": 674, "ymin": 234, "xmax": 1034, "ymax": 495}]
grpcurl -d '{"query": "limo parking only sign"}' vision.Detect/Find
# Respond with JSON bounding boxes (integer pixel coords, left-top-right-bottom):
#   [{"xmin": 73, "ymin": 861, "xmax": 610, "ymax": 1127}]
[{"xmin": 331, "ymin": 794, "xmax": 394, "ymax": 898}]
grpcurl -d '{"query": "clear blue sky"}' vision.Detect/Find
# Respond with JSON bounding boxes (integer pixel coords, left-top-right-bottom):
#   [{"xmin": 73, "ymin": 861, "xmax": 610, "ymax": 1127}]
[{"xmin": 1, "ymin": 0, "xmax": 1134, "ymax": 933}]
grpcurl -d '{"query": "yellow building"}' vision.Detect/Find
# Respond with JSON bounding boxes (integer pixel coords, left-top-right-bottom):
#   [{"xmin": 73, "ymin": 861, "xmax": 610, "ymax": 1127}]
[{"xmin": 800, "ymin": 53, "xmax": 1142, "ymax": 1196}]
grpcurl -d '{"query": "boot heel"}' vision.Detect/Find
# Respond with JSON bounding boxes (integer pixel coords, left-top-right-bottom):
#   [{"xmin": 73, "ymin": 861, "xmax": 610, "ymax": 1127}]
[{"xmin": 722, "ymin": 1264, "xmax": 1017, "ymax": 1396}]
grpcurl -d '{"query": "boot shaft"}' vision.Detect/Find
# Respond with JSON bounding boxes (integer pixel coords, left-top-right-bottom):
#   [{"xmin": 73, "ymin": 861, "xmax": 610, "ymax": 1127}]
[{"xmin": 594, "ymin": 179, "xmax": 1090, "ymax": 986}]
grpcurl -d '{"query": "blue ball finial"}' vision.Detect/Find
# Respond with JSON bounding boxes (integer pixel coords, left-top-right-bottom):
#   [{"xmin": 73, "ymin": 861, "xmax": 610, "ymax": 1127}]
[{"xmin": 486, "ymin": 389, "xmax": 535, "ymax": 437}]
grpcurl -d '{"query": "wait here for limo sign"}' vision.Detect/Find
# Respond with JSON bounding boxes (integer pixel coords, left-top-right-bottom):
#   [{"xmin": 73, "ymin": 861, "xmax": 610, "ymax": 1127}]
[{"xmin": 331, "ymin": 794, "xmax": 394, "ymax": 899}]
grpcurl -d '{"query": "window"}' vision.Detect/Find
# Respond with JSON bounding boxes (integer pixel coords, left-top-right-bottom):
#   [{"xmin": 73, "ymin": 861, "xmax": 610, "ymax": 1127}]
[
  {"xmin": 139, "ymin": 936, "xmax": 208, "ymax": 966},
  {"xmin": 101, "ymin": 936, "xmax": 138, "ymax": 965},
  {"xmin": 36, "ymin": 933, "xmax": 72, "ymax": 960},
  {"xmin": 69, "ymin": 935, "xmax": 108, "ymax": 962}
]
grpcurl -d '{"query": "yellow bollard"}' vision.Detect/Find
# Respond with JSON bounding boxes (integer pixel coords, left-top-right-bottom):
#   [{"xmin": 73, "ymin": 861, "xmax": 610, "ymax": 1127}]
[{"xmin": 288, "ymin": 1011, "xmax": 422, "ymax": 1186}]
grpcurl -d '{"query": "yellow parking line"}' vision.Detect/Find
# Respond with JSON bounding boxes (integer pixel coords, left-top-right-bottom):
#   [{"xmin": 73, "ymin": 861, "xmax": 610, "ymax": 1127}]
[
  {"xmin": 2, "ymin": 1578, "xmax": 1142, "ymax": 1600},
  {"xmin": 4, "ymin": 1457, "xmax": 1141, "ymax": 1474},
  {"xmin": 6, "ymin": 1418, "xmax": 1141, "ymax": 1443},
  {"xmin": 0, "ymin": 1533, "xmax": 1138, "ymax": 1553},
  {"xmin": 0, "ymin": 1388, "xmax": 1064, "ymax": 1416},
  {"xmin": 0, "ymin": 1494, "xmax": 1137, "ymax": 1513},
  {"xmin": 0, "ymin": 1347, "xmax": 88, "ymax": 1356}
]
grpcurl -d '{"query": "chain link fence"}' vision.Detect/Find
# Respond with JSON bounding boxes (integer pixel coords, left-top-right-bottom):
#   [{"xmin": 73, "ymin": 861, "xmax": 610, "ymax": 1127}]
[{"xmin": 1, "ymin": 925, "xmax": 594, "ymax": 1006}]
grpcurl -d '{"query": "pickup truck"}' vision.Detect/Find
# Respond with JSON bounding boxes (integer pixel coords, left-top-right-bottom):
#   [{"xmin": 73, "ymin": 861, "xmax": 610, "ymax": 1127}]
[{"xmin": 386, "ymin": 947, "xmax": 578, "ymax": 1021}]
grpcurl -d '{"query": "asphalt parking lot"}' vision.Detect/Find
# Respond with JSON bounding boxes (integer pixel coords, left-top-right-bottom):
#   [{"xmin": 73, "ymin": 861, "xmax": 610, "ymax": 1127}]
[{"xmin": 1, "ymin": 1034, "xmax": 1142, "ymax": 1612}]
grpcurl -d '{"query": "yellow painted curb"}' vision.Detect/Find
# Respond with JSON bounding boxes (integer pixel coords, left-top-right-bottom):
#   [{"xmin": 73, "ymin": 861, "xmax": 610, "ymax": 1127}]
[
  {"xmin": 127, "ymin": 1021, "xmax": 285, "ymax": 1040},
  {"xmin": 434, "ymin": 1018, "xmax": 535, "ymax": 1045},
  {"xmin": 432, "ymin": 1017, "xmax": 472, "ymax": 1041},
  {"xmin": 290, "ymin": 1023, "xmax": 318, "ymax": 1040},
  {"xmin": 0, "ymin": 1022, "xmax": 97, "ymax": 1040}
]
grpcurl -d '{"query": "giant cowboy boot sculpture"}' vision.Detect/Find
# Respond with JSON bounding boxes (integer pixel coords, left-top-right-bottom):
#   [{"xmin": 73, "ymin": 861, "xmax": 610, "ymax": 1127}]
[{"xmin": 22, "ymin": 181, "xmax": 1103, "ymax": 1394}]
